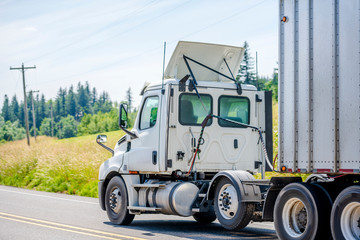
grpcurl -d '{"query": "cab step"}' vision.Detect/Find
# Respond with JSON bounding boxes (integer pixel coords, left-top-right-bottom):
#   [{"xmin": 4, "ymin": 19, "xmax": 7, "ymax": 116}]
[
  {"xmin": 131, "ymin": 184, "xmax": 166, "ymax": 188},
  {"xmin": 128, "ymin": 206, "xmax": 161, "ymax": 212}
]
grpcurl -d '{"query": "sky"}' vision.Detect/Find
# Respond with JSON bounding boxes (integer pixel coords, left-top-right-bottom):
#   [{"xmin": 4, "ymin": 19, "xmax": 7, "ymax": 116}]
[{"xmin": 0, "ymin": 0, "xmax": 278, "ymax": 109}]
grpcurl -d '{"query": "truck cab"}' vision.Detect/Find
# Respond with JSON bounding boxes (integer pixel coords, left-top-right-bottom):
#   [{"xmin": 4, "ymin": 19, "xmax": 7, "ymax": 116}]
[{"xmin": 97, "ymin": 41, "xmax": 272, "ymax": 230}]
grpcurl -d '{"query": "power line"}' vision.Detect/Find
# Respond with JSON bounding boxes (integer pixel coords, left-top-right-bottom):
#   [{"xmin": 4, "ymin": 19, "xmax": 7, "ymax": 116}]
[
  {"xmin": 178, "ymin": 0, "xmax": 269, "ymax": 40},
  {"xmin": 76, "ymin": 0, "xmax": 192, "ymax": 53},
  {"xmin": 25, "ymin": 0, "xmax": 161, "ymax": 63},
  {"xmin": 24, "ymin": 0, "xmax": 269, "ymax": 89}
]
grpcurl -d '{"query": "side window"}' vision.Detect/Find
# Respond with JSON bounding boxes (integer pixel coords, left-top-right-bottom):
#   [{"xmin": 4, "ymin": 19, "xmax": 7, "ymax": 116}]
[
  {"xmin": 139, "ymin": 96, "xmax": 159, "ymax": 130},
  {"xmin": 179, "ymin": 94, "xmax": 212, "ymax": 126},
  {"xmin": 218, "ymin": 96, "xmax": 250, "ymax": 128}
]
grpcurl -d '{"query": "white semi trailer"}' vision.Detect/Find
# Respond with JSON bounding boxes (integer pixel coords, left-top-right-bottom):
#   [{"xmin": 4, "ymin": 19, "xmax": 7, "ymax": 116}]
[{"xmin": 96, "ymin": 1, "xmax": 360, "ymax": 239}]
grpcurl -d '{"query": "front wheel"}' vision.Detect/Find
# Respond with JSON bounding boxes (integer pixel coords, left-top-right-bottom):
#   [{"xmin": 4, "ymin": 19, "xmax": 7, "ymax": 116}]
[
  {"xmin": 214, "ymin": 178, "xmax": 254, "ymax": 230},
  {"xmin": 105, "ymin": 176, "xmax": 134, "ymax": 225},
  {"xmin": 331, "ymin": 185, "xmax": 360, "ymax": 240}
]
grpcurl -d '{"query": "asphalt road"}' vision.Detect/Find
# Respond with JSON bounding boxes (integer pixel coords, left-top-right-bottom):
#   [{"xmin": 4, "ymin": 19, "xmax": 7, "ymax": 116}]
[{"xmin": 0, "ymin": 185, "xmax": 277, "ymax": 240}]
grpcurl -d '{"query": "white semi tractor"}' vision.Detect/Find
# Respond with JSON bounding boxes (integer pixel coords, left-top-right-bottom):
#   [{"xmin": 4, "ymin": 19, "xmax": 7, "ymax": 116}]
[{"xmin": 96, "ymin": 1, "xmax": 360, "ymax": 239}]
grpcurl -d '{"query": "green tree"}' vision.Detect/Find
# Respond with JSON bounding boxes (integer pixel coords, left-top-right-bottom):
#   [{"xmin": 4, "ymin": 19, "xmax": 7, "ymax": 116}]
[
  {"xmin": 77, "ymin": 82, "xmax": 90, "ymax": 114},
  {"xmin": 264, "ymin": 67, "xmax": 279, "ymax": 102},
  {"xmin": 39, "ymin": 94, "xmax": 47, "ymax": 125},
  {"xmin": 54, "ymin": 98, "xmax": 60, "ymax": 122},
  {"xmin": 18, "ymin": 101, "xmax": 25, "ymax": 127},
  {"xmin": 91, "ymin": 87, "xmax": 97, "ymax": 106},
  {"xmin": 237, "ymin": 41, "xmax": 256, "ymax": 86},
  {"xmin": 66, "ymin": 85, "xmax": 77, "ymax": 117},
  {"xmin": 126, "ymin": 87, "xmax": 133, "ymax": 113},
  {"xmin": 77, "ymin": 109, "xmax": 119, "ymax": 136},
  {"xmin": 257, "ymin": 76, "xmax": 270, "ymax": 91},
  {"xmin": 9, "ymin": 95, "xmax": 19, "ymax": 122},
  {"xmin": 39, "ymin": 118, "xmax": 52, "ymax": 136},
  {"xmin": 94, "ymin": 91, "xmax": 112, "ymax": 113},
  {"xmin": 1, "ymin": 95, "xmax": 10, "ymax": 122},
  {"xmin": 0, "ymin": 116, "xmax": 26, "ymax": 141},
  {"xmin": 56, "ymin": 115, "xmax": 78, "ymax": 139}
]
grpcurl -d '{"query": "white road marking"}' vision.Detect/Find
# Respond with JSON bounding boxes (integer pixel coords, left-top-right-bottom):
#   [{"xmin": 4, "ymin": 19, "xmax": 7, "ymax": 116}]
[{"xmin": 0, "ymin": 188, "xmax": 98, "ymax": 205}]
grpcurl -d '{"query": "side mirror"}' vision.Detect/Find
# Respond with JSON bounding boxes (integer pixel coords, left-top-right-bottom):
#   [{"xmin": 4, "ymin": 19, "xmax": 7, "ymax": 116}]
[
  {"xmin": 96, "ymin": 135, "xmax": 114, "ymax": 155},
  {"xmin": 119, "ymin": 104, "xmax": 128, "ymax": 128},
  {"xmin": 96, "ymin": 135, "xmax": 107, "ymax": 143}
]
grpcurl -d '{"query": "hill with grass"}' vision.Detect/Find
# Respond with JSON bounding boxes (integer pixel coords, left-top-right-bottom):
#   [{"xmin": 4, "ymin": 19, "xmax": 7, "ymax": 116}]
[{"xmin": 0, "ymin": 130, "xmax": 124, "ymax": 197}]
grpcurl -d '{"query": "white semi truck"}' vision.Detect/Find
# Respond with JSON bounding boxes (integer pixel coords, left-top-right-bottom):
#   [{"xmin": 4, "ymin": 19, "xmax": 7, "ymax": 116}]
[{"xmin": 96, "ymin": 1, "xmax": 360, "ymax": 239}]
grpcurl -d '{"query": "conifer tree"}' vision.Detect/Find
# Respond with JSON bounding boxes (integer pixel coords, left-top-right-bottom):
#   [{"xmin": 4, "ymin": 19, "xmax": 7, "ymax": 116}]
[
  {"xmin": 237, "ymin": 41, "xmax": 257, "ymax": 86},
  {"xmin": 10, "ymin": 95, "xmax": 19, "ymax": 122},
  {"xmin": 1, "ymin": 95, "xmax": 10, "ymax": 122},
  {"xmin": 126, "ymin": 87, "xmax": 133, "ymax": 113}
]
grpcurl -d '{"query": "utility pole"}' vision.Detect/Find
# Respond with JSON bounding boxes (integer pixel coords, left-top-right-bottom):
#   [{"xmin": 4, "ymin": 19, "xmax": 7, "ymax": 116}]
[
  {"xmin": 10, "ymin": 63, "xmax": 36, "ymax": 146},
  {"xmin": 50, "ymin": 100, "xmax": 54, "ymax": 137},
  {"xmin": 28, "ymin": 90, "xmax": 39, "ymax": 141},
  {"xmin": 256, "ymin": 51, "xmax": 259, "ymax": 90}
]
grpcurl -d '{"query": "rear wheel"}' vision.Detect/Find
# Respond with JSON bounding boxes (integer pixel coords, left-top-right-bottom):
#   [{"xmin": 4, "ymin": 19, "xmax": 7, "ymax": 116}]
[
  {"xmin": 105, "ymin": 176, "xmax": 134, "ymax": 225},
  {"xmin": 214, "ymin": 178, "xmax": 254, "ymax": 230},
  {"xmin": 193, "ymin": 211, "xmax": 217, "ymax": 224},
  {"xmin": 274, "ymin": 183, "xmax": 331, "ymax": 240},
  {"xmin": 331, "ymin": 185, "xmax": 360, "ymax": 240}
]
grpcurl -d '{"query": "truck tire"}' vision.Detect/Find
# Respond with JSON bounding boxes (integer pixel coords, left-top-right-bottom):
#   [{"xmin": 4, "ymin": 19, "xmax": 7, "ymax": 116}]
[
  {"xmin": 214, "ymin": 178, "xmax": 254, "ymax": 230},
  {"xmin": 105, "ymin": 176, "xmax": 134, "ymax": 225},
  {"xmin": 330, "ymin": 185, "xmax": 360, "ymax": 240},
  {"xmin": 193, "ymin": 211, "xmax": 217, "ymax": 224},
  {"xmin": 274, "ymin": 183, "xmax": 331, "ymax": 240}
]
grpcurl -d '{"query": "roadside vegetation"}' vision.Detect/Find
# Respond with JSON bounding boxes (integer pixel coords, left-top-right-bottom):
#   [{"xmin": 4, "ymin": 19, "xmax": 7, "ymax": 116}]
[{"xmin": 0, "ymin": 130, "xmax": 123, "ymax": 197}]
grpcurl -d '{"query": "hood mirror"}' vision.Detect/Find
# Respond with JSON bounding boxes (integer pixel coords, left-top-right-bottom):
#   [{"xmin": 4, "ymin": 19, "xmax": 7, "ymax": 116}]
[{"xmin": 119, "ymin": 103, "xmax": 137, "ymax": 139}]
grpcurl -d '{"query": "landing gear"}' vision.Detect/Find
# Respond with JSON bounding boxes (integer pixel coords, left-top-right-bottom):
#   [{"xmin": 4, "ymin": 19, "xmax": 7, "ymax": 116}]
[{"xmin": 105, "ymin": 176, "xmax": 134, "ymax": 225}]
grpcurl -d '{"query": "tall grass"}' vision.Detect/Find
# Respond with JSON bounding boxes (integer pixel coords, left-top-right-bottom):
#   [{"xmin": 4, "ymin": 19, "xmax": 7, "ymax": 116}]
[{"xmin": 0, "ymin": 131, "xmax": 123, "ymax": 197}]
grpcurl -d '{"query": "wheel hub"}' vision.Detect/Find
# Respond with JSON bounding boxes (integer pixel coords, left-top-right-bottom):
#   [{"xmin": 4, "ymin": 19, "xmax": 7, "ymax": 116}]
[
  {"xmin": 296, "ymin": 208, "xmax": 307, "ymax": 233},
  {"xmin": 340, "ymin": 202, "xmax": 360, "ymax": 239},
  {"xmin": 108, "ymin": 187, "xmax": 121, "ymax": 213},
  {"xmin": 217, "ymin": 184, "xmax": 239, "ymax": 220},
  {"xmin": 282, "ymin": 198, "xmax": 308, "ymax": 238}
]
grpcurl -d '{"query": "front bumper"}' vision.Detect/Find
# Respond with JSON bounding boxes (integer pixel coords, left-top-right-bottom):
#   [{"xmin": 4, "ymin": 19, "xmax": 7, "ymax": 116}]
[{"xmin": 98, "ymin": 180, "xmax": 106, "ymax": 211}]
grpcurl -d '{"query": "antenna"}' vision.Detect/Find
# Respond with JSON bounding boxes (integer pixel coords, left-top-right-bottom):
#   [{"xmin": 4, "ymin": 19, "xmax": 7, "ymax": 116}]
[{"xmin": 161, "ymin": 42, "xmax": 166, "ymax": 94}]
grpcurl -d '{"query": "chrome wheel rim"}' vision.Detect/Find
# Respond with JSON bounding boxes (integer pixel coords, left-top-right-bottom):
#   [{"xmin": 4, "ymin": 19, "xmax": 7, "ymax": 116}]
[
  {"xmin": 108, "ymin": 187, "xmax": 122, "ymax": 214},
  {"xmin": 217, "ymin": 183, "xmax": 239, "ymax": 220},
  {"xmin": 340, "ymin": 202, "xmax": 360, "ymax": 240},
  {"xmin": 282, "ymin": 198, "xmax": 308, "ymax": 238}
]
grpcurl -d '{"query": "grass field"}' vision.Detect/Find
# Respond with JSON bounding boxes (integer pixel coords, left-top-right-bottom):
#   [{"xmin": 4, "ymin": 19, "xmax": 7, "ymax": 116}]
[{"xmin": 0, "ymin": 131, "xmax": 124, "ymax": 197}]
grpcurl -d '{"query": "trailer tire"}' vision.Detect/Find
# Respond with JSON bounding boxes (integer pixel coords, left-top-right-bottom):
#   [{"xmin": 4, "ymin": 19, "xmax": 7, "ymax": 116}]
[
  {"xmin": 274, "ymin": 183, "xmax": 331, "ymax": 240},
  {"xmin": 330, "ymin": 185, "xmax": 360, "ymax": 240},
  {"xmin": 214, "ymin": 178, "xmax": 254, "ymax": 230},
  {"xmin": 105, "ymin": 176, "xmax": 134, "ymax": 225},
  {"xmin": 193, "ymin": 211, "xmax": 217, "ymax": 224}
]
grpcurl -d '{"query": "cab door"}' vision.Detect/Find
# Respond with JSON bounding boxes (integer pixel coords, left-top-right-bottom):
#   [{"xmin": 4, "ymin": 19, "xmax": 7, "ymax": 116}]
[
  {"xmin": 167, "ymin": 87, "xmax": 213, "ymax": 173},
  {"xmin": 127, "ymin": 91, "xmax": 160, "ymax": 172}
]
